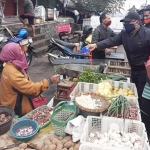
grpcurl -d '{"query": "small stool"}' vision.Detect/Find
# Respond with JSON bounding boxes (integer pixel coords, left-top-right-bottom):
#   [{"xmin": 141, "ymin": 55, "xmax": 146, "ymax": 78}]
[{"xmin": 56, "ymin": 81, "xmax": 77, "ymax": 100}]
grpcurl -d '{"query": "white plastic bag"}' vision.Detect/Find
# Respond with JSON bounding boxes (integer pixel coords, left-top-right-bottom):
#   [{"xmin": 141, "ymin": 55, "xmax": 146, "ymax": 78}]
[{"xmin": 65, "ymin": 115, "xmax": 86, "ymax": 142}]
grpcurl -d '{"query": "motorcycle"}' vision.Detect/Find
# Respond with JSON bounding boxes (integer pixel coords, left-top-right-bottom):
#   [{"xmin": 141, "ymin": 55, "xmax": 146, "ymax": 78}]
[
  {"xmin": 46, "ymin": 38, "xmax": 91, "ymax": 65},
  {"xmin": 0, "ymin": 27, "xmax": 34, "ymax": 71}
]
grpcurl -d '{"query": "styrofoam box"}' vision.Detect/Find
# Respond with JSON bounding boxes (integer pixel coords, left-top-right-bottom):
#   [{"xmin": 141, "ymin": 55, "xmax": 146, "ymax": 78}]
[
  {"xmin": 70, "ymin": 82, "xmax": 141, "ymax": 121},
  {"xmin": 80, "ymin": 116, "xmax": 150, "ymax": 150}
]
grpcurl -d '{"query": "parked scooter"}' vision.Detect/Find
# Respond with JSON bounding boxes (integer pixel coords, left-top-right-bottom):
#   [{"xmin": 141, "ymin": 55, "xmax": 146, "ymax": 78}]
[
  {"xmin": 0, "ymin": 27, "xmax": 34, "ymax": 71},
  {"xmin": 46, "ymin": 38, "xmax": 91, "ymax": 64},
  {"xmin": 56, "ymin": 23, "xmax": 71, "ymax": 42}
]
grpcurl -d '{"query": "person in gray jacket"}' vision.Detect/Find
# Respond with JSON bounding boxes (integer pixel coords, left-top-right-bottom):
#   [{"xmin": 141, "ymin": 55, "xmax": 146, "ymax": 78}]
[
  {"xmin": 92, "ymin": 13, "xmax": 116, "ymax": 59},
  {"xmin": 19, "ymin": 0, "xmax": 35, "ymax": 37}
]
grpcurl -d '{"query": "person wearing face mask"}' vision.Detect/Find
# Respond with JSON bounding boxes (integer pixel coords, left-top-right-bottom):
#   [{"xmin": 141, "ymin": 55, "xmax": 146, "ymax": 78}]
[
  {"xmin": 143, "ymin": 8, "xmax": 150, "ymax": 28},
  {"xmin": 86, "ymin": 11, "xmax": 150, "ymax": 108},
  {"xmin": 92, "ymin": 13, "xmax": 117, "ymax": 59}
]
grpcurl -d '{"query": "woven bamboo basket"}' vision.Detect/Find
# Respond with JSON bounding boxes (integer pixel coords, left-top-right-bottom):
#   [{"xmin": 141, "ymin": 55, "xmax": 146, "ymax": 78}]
[{"xmin": 75, "ymin": 92, "xmax": 110, "ymax": 113}]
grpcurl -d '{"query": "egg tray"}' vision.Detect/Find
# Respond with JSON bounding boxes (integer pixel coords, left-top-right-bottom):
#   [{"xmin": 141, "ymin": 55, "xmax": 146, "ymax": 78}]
[
  {"xmin": 20, "ymin": 105, "xmax": 52, "ymax": 130},
  {"xmin": 75, "ymin": 92, "xmax": 110, "ymax": 113}
]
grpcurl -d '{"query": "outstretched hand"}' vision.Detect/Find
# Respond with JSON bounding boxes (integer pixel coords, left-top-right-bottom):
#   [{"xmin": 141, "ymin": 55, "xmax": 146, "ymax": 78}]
[
  {"xmin": 50, "ymin": 74, "xmax": 60, "ymax": 84},
  {"xmin": 86, "ymin": 44, "xmax": 97, "ymax": 51}
]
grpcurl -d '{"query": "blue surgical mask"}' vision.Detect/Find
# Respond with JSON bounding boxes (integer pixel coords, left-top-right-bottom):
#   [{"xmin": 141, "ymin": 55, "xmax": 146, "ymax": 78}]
[{"xmin": 124, "ymin": 24, "xmax": 135, "ymax": 33}]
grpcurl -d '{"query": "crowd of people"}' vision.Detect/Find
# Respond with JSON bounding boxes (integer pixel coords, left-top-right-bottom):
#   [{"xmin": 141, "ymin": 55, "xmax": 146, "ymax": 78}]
[
  {"xmin": 87, "ymin": 10, "xmax": 150, "ymax": 139},
  {"xmin": 0, "ymin": 0, "xmax": 150, "ymax": 140}
]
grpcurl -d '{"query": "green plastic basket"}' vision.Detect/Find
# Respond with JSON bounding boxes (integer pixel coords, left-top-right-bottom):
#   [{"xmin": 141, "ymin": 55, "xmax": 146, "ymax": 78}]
[{"xmin": 51, "ymin": 101, "xmax": 77, "ymax": 137}]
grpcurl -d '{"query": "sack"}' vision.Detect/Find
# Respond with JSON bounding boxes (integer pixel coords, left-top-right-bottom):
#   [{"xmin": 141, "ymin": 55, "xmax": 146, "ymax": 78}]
[{"xmin": 31, "ymin": 95, "xmax": 47, "ymax": 108}]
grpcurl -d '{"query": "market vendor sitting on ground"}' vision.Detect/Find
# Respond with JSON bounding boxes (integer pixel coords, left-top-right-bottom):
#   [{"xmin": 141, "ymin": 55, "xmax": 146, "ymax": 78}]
[
  {"xmin": 87, "ymin": 11, "xmax": 149, "ymax": 108},
  {"xmin": 19, "ymin": 0, "xmax": 35, "ymax": 37},
  {"xmin": 0, "ymin": 43, "xmax": 59, "ymax": 116},
  {"xmin": 92, "ymin": 12, "xmax": 117, "ymax": 59}
]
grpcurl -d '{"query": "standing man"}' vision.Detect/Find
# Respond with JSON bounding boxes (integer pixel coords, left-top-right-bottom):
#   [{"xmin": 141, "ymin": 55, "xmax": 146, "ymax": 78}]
[
  {"xmin": 139, "ymin": 8, "xmax": 150, "ymax": 138},
  {"xmin": 143, "ymin": 8, "xmax": 150, "ymax": 28},
  {"xmin": 19, "ymin": 0, "xmax": 35, "ymax": 37},
  {"xmin": 87, "ymin": 11, "xmax": 150, "ymax": 108},
  {"xmin": 92, "ymin": 13, "xmax": 117, "ymax": 59}
]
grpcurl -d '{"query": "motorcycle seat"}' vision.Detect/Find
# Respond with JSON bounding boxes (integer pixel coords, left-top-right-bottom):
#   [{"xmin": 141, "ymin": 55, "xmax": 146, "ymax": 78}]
[
  {"xmin": 72, "ymin": 51, "xmax": 90, "ymax": 57},
  {"xmin": 74, "ymin": 31, "xmax": 83, "ymax": 36},
  {"xmin": 55, "ymin": 39, "xmax": 76, "ymax": 50}
]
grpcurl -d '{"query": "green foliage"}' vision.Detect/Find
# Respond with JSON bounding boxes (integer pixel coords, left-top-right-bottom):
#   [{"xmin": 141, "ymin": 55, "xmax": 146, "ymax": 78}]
[{"xmin": 70, "ymin": 0, "xmax": 126, "ymax": 13}]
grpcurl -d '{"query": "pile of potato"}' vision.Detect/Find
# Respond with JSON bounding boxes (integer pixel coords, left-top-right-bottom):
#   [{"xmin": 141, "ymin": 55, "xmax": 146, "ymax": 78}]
[
  {"xmin": 6, "ymin": 143, "xmax": 35, "ymax": 150},
  {"xmin": 40, "ymin": 135, "xmax": 81, "ymax": 150},
  {"xmin": 6, "ymin": 135, "xmax": 81, "ymax": 150}
]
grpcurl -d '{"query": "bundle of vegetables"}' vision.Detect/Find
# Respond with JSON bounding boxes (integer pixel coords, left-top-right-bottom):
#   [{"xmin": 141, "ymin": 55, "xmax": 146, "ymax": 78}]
[
  {"xmin": 105, "ymin": 95, "xmax": 138, "ymax": 120},
  {"xmin": 76, "ymin": 70, "xmax": 127, "ymax": 84}
]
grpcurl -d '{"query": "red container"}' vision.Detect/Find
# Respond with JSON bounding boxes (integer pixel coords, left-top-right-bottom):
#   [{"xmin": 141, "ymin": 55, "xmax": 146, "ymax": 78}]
[{"xmin": 56, "ymin": 24, "xmax": 71, "ymax": 33}]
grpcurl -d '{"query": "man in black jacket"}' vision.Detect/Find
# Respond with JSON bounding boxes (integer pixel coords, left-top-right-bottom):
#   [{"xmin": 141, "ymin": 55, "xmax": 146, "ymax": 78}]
[
  {"xmin": 143, "ymin": 8, "xmax": 150, "ymax": 28},
  {"xmin": 87, "ymin": 11, "xmax": 150, "ymax": 107},
  {"xmin": 92, "ymin": 13, "xmax": 116, "ymax": 59}
]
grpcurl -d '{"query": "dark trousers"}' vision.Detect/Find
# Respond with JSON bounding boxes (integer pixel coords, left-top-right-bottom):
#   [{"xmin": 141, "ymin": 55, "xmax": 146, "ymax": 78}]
[
  {"xmin": 141, "ymin": 97, "xmax": 150, "ymax": 138},
  {"xmin": 131, "ymin": 70, "xmax": 147, "ymax": 108},
  {"xmin": 92, "ymin": 49, "xmax": 105, "ymax": 59}
]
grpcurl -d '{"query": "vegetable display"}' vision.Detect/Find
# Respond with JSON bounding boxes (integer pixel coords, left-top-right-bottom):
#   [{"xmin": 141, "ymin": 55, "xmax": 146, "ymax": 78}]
[
  {"xmin": 0, "ymin": 113, "xmax": 11, "ymax": 124},
  {"xmin": 88, "ymin": 123, "xmax": 142, "ymax": 150},
  {"xmin": 96, "ymin": 80, "xmax": 135, "ymax": 98},
  {"xmin": 105, "ymin": 95, "xmax": 138, "ymax": 120},
  {"xmin": 16, "ymin": 126, "xmax": 33, "ymax": 136},
  {"xmin": 27, "ymin": 107, "xmax": 53, "ymax": 127},
  {"xmin": 35, "ymin": 135, "xmax": 80, "ymax": 150},
  {"xmin": 77, "ymin": 70, "xmax": 127, "ymax": 84},
  {"xmin": 75, "ymin": 94, "xmax": 102, "ymax": 109}
]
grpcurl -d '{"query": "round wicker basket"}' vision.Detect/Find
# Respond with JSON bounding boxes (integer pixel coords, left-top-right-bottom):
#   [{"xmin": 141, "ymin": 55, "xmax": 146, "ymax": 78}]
[{"xmin": 75, "ymin": 92, "xmax": 110, "ymax": 113}]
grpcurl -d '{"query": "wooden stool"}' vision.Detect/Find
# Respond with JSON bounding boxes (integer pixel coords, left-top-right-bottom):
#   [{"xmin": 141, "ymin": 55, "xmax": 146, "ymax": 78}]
[{"xmin": 56, "ymin": 81, "xmax": 77, "ymax": 100}]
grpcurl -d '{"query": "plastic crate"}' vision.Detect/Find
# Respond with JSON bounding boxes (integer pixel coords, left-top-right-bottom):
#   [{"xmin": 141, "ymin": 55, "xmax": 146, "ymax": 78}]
[
  {"xmin": 79, "ymin": 144, "xmax": 128, "ymax": 150},
  {"xmin": 81, "ymin": 116, "xmax": 150, "ymax": 150},
  {"xmin": 20, "ymin": 105, "xmax": 52, "ymax": 129},
  {"xmin": 70, "ymin": 81, "xmax": 138, "ymax": 100},
  {"xmin": 104, "ymin": 66, "xmax": 131, "ymax": 77},
  {"xmin": 70, "ymin": 82, "xmax": 141, "ymax": 121},
  {"xmin": 108, "ymin": 60, "xmax": 130, "ymax": 68},
  {"xmin": 56, "ymin": 24, "xmax": 71, "ymax": 33}
]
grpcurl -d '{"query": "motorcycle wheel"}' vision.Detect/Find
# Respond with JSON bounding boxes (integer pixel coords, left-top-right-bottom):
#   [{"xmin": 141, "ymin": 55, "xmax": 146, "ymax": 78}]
[
  {"xmin": 25, "ymin": 50, "xmax": 32, "ymax": 66},
  {"xmin": 48, "ymin": 47, "xmax": 65, "ymax": 65}
]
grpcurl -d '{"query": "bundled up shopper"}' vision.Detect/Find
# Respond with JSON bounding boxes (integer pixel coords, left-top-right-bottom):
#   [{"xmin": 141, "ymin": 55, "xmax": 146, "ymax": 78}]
[
  {"xmin": 19, "ymin": 0, "xmax": 35, "ymax": 37},
  {"xmin": 0, "ymin": 43, "xmax": 59, "ymax": 116},
  {"xmin": 141, "ymin": 58, "xmax": 150, "ymax": 138},
  {"xmin": 92, "ymin": 13, "xmax": 117, "ymax": 59},
  {"xmin": 87, "ymin": 11, "xmax": 150, "ymax": 108}
]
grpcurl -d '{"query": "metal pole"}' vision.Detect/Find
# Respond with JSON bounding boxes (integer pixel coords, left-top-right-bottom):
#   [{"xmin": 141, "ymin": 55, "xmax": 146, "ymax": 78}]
[{"xmin": 16, "ymin": 0, "xmax": 18, "ymax": 16}]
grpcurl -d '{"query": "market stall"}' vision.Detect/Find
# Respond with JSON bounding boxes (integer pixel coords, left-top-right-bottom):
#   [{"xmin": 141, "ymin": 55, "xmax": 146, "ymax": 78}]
[{"xmin": 0, "ymin": 60, "xmax": 150, "ymax": 150}]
